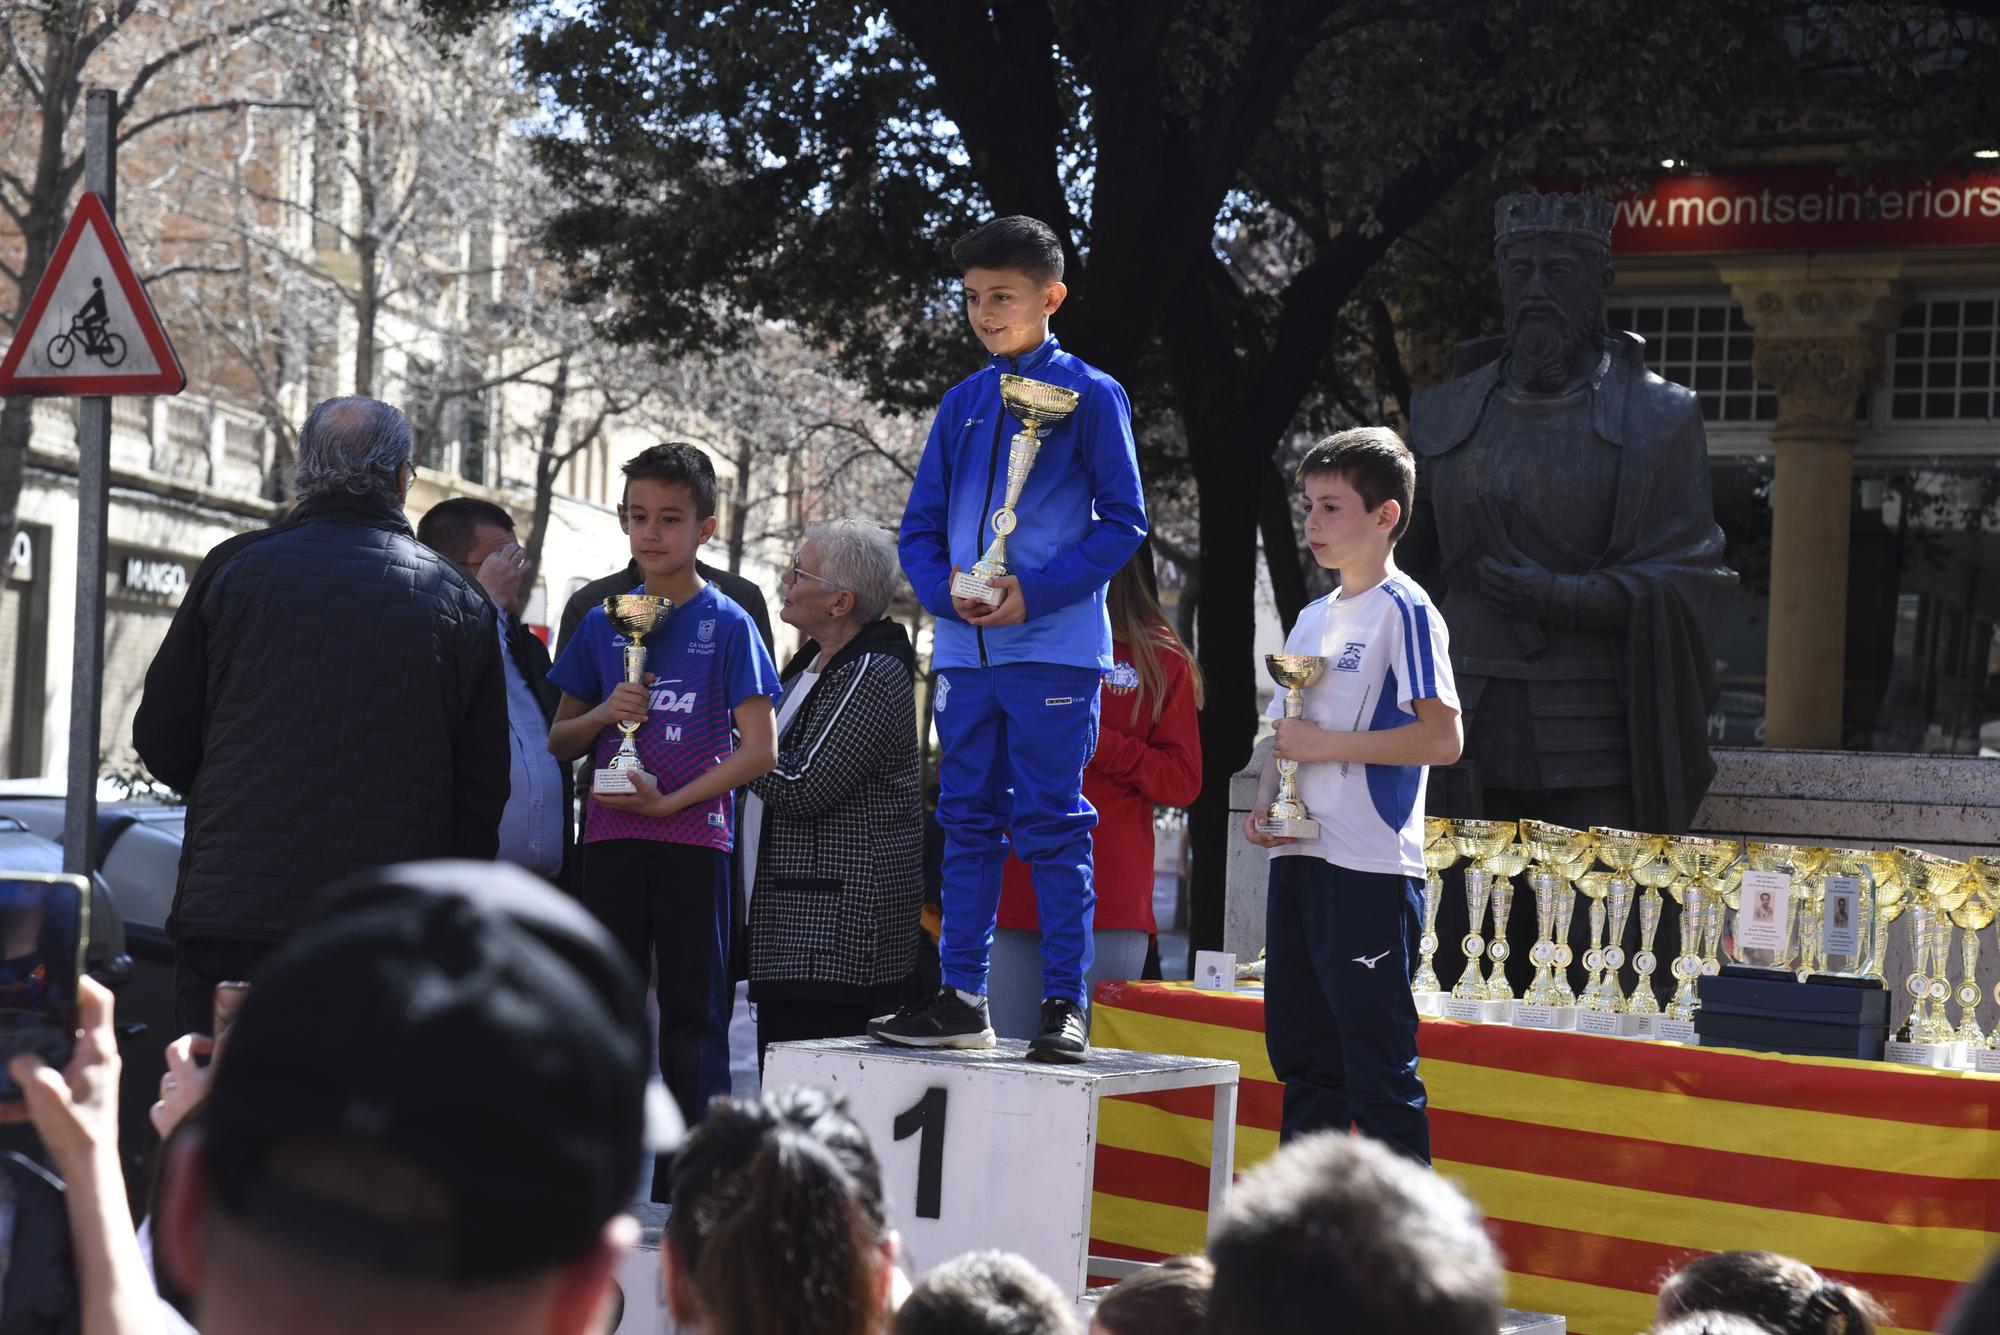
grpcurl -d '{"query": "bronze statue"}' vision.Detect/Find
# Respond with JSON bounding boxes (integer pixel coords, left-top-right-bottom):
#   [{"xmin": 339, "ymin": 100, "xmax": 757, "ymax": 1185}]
[{"xmin": 1404, "ymin": 193, "xmax": 1737, "ymax": 836}]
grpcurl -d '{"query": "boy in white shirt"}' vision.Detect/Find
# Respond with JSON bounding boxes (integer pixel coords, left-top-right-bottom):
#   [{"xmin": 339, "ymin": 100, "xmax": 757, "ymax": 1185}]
[{"xmin": 1243, "ymin": 427, "xmax": 1462, "ymax": 1164}]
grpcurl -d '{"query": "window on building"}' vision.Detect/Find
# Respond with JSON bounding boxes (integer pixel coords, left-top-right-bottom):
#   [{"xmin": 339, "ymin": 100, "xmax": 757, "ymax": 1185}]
[
  {"xmin": 1887, "ymin": 293, "xmax": 2000, "ymax": 422},
  {"xmin": 1607, "ymin": 297, "xmax": 1777, "ymax": 424}
]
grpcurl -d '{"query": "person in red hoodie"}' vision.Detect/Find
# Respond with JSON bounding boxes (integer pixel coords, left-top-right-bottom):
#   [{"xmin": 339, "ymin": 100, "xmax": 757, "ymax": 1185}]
[{"xmin": 988, "ymin": 551, "xmax": 1204, "ymax": 1039}]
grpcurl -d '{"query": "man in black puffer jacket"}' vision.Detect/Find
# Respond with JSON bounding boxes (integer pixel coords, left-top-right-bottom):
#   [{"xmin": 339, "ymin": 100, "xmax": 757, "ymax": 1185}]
[{"xmin": 134, "ymin": 397, "xmax": 508, "ymax": 1034}]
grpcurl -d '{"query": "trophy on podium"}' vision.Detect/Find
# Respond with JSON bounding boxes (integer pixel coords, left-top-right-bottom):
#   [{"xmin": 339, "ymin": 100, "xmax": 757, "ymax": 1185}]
[
  {"xmin": 592, "ymin": 593, "xmax": 675, "ymax": 795},
  {"xmin": 1413, "ymin": 817, "xmax": 1457, "ymax": 1007},
  {"xmin": 1592, "ymin": 828, "xmax": 1666, "ymax": 1018},
  {"xmin": 1259, "ymin": 654, "xmax": 1328, "ymax": 839},
  {"xmin": 1896, "ymin": 847, "xmax": 1973, "ymax": 1045},
  {"xmin": 950, "ymin": 374, "xmax": 1080, "ymax": 605},
  {"xmin": 1521, "ymin": 821, "xmax": 1591, "ymax": 1012},
  {"xmin": 1481, "ymin": 838, "xmax": 1529, "ymax": 1006},
  {"xmin": 1447, "ymin": 819, "xmax": 1517, "ymax": 1010},
  {"xmin": 1664, "ymin": 835, "xmax": 1741, "ymax": 1025}
]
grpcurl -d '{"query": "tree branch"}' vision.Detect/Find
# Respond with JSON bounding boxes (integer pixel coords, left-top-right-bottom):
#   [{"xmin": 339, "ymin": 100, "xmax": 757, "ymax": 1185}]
[
  {"xmin": 118, "ymin": 98, "xmax": 311, "ymax": 147},
  {"xmin": 117, "ymin": 8, "xmax": 294, "ymax": 119}
]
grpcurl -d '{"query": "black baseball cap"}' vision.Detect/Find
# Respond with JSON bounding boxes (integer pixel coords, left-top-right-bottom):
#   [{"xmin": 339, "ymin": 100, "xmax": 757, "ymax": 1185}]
[{"xmin": 202, "ymin": 861, "xmax": 671, "ymax": 1279}]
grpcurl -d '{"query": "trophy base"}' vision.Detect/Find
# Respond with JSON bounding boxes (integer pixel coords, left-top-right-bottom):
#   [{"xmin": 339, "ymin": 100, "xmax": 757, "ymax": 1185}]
[
  {"xmin": 1443, "ymin": 996, "xmax": 1513, "ymax": 1024},
  {"xmin": 1510, "ymin": 1003, "xmax": 1577, "ymax": 1032},
  {"xmin": 593, "ymin": 767, "xmax": 637, "ymax": 795},
  {"xmin": 1973, "ymin": 1047, "xmax": 2000, "ymax": 1074},
  {"xmin": 1412, "ymin": 989, "xmax": 1447, "ymax": 1018},
  {"xmin": 1258, "ymin": 816, "xmax": 1321, "ymax": 840},
  {"xmin": 1577, "ymin": 1010, "xmax": 1657, "ymax": 1039},
  {"xmin": 1656, "ymin": 1018, "xmax": 1700, "ymax": 1045},
  {"xmin": 1880, "ymin": 1039, "xmax": 1960, "ymax": 1071},
  {"xmin": 950, "ymin": 571, "xmax": 1005, "ymax": 606}
]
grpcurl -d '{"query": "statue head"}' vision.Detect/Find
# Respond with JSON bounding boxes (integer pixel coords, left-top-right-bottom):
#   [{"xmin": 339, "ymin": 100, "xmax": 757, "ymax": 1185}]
[{"xmin": 1494, "ymin": 193, "xmax": 1615, "ymax": 394}]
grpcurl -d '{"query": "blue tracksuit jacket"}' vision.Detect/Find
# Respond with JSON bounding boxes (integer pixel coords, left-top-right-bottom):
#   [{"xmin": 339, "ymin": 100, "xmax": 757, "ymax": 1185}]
[{"xmin": 899, "ymin": 337, "xmax": 1148, "ymax": 671}]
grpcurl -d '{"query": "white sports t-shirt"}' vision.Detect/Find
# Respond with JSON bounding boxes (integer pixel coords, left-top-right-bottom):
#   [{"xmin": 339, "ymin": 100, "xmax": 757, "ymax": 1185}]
[{"xmin": 1266, "ymin": 564, "xmax": 1459, "ymax": 879}]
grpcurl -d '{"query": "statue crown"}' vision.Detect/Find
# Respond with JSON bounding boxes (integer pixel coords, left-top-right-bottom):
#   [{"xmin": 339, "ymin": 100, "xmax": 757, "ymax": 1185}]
[{"xmin": 1494, "ymin": 193, "xmax": 1614, "ymax": 249}]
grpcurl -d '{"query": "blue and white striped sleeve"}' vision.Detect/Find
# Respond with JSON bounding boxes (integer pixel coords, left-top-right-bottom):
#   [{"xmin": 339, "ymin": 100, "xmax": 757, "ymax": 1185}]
[{"xmin": 1384, "ymin": 580, "xmax": 1458, "ymax": 712}]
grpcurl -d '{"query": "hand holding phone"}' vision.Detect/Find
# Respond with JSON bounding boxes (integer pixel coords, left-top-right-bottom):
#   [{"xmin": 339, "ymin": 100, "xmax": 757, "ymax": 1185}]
[{"xmin": 0, "ymin": 874, "xmax": 89, "ymax": 1103}]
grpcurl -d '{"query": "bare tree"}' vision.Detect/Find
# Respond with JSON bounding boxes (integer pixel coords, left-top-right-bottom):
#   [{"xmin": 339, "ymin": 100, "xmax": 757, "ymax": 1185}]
[{"xmin": 0, "ymin": 0, "xmax": 302, "ymax": 556}]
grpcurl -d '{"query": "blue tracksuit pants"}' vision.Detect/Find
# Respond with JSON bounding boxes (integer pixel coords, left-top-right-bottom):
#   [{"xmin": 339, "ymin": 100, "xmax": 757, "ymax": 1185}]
[
  {"xmin": 933, "ymin": 663, "xmax": 1100, "ymax": 1006},
  {"xmin": 1264, "ymin": 855, "xmax": 1431, "ymax": 1164}
]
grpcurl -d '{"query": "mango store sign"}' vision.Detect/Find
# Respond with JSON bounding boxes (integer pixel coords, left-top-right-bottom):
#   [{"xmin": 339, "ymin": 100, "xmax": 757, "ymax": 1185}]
[{"xmin": 1602, "ymin": 165, "xmax": 2000, "ymax": 255}]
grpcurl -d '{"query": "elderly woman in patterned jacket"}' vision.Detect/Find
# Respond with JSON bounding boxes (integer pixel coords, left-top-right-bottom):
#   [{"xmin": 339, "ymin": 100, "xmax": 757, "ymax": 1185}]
[{"xmin": 742, "ymin": 518, "xmax": 923, "ymax": 1065}]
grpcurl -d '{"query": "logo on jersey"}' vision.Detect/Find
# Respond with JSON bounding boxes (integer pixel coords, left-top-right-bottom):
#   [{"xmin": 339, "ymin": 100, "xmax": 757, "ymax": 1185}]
[
  {"xmin": 707, "ymin": 811, "xmax": 727, "ymax": 828},
  {"xmin": 1335, "ymin": 641, "xmax": 1367, "ymax": 672},
  {"xmin": 934, "ymin": 674, "xmax": 950, "ymax": 712},
  {"xmin": 1105, "ymin": 661, "xmax": 1140, "ymax": 694},
  {"xmin": 697, "ymin": 618, "xmax": 716, "ymax": 644},
  {"xmin": 648, "ymin": 687, "xmax": 699, "ymax": 714}
]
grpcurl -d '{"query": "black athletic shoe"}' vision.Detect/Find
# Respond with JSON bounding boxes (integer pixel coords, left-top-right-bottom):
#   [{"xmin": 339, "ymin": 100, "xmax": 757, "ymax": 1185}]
[
  {"xmin": 869, "ymin": 987, "xmax": 996, "ymax": 1049},
  {"xmin": 1028, "ymin": 998, "xmax": 1089, "ymax": 1063}
]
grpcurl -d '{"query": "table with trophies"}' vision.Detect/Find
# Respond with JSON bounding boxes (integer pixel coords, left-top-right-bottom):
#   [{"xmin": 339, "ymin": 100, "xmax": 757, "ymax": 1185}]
[{"xmin": 1084, "ymin": 818, "xmax": 2000, "ymax": 1335}]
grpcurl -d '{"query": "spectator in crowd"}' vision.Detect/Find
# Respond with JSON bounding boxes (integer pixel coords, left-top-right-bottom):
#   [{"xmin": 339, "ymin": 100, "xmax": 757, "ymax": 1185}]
[
  {"xmin": 895, "ymin": 1251, "xmax": 1081, "ymax": 1335},
  {"xmin": 1945, "ymin": 1250, "xmax": 2000, "ymax": 1335},
  {"xmin": 1655, "ymin": 1252, "xmax": 1885, "ymax": 1335},
  {"xmin": 4, "ymin": 976, "xmax": 160, "ymax": 1335},
  {"xmin": 134, "ymin": 397, "xmax": 508, "ymax": 1034},
  {"xmin": 992, "ymin": 549, "xmax": 1201, "ymax": 1038},
  {"xmin": 1205, "ymin": 1130, "xmax": 1501, "ymax": 1335},
  {"xmin": 153, "ymin": 860, "xmax": 657, "ymax": 1335},
  {"xmin": 418, "ymin": 497, "xmax": 575, "ymax": 885},
  {"xmin": 742, "ymin": 519, "xmax": 923, "ymax": 1062},
  {"xmin": 664, "ymin": 1085, "xmax": 907, "ymax": 1335},
  {"xmin": 1091, "ymin": 1254, "xmax": 1212, "ymax": 1335}
]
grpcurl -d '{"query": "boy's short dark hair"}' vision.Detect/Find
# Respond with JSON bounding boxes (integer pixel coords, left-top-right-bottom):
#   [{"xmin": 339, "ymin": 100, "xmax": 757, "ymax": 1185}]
[
  {"xmin": 952, "ymin": 216, "xmax": 1065, "ymax": 284},
  {"xmin": 415, "ymin": 497, "xmax": 514, "ymax": 563},
  {"xmin": 1293, "ymin": 426, "xmax": 1416, "ymax": 544},
  {"xmin": 1094, "ymin": 1254, "xmax": 1211, "ymax": 1334},
  {"xmin": 622, "ymin": 442, "xmax": 718, "ymax": 519},
  {"xmin": 895, "ymin": 1251, "xmax": 1080, "ymax": 1335},
  {"xmin": 1205, "ymin": 1132, "xmax": 1500, "ymax": 1335}
]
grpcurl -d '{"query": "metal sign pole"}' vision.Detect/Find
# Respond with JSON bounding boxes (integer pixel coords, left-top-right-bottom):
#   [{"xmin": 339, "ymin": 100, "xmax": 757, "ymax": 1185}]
[{"xmin": 62, "ymin": 87, "xmax": 117, "ymax": 877}]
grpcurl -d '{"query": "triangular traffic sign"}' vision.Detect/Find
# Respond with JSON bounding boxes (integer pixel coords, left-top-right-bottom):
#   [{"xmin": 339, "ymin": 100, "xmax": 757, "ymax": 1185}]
[{"xmin": 0, "ymin": 191, "xmax": 184, "ymax": 396}]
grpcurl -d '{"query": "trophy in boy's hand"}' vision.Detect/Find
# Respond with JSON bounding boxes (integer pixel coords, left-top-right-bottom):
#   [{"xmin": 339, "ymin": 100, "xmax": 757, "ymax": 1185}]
[
  {"xmin": 593, "ymin": 593, "xmax": 675, "ymax": 795},
  {"xmin": 1259, "ymin": 653, "xmax": 1328, "ymax": 839},
  {"xmin": 950, "ymin": 373, "xmax": 1081, "ymax": 606}
]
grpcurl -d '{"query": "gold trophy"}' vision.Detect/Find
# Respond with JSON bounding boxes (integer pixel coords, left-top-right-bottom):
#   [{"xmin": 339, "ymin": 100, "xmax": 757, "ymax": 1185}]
[
  {"xmin": 1743, "ymin": 843, "xmax": 1827, "ymax": 970},
  {"xmin": 1259, "ymin": 654, "xmax": 1328, "ymax": 838},
  {"xmin": 950, "ymin": 374, "xmax": 1080, "ymax": 605},
  {"xmin": 1413, "ymin": 818, "xmax": 1457, "ymax": 1009},
  {"xmin": 1447, "ymin": 818, "xmax": 1517, "ymax": 1012},
  {"xmin": 1574, "ymin": 870, "xmax": 1612, "ymax": 1011},
  {"xmin": 1894, "ymin": 847, "xmax": 1973, "ymax": 1051},
  {"xmin": 1628, "ymin": 862, "xmax": 1672, "ymax": 1022},
  {"xmin": 1520, "ymin": 821, "xmax": 1590, "ymax": 1015},
  {"xmin": 591, "ymin": 593, "xmax": 675, "ymax": 795},
  {"xmin": 1482, "ymin": 838, "xmax": 1529, "ymax": 1006},
  {"xmin": 1664, "ymin": 835, "xmax": 1741, "ymax": 1028},
  {"xmin": 1592, "ymin": 828, "xmax": 1666, "ymax": 1025}
]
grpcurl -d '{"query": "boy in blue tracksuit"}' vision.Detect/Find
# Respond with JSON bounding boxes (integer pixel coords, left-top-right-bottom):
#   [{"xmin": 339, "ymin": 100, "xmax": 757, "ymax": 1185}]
[{"xmin": 882, "ymin": 215, "xmax": 1148, "ymax": 1061}]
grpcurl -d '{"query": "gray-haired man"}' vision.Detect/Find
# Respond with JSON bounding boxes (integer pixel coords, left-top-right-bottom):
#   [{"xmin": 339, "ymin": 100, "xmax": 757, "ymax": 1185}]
[{"xmin": 135, "ymin": 397, "xmax": 509, "ymax": 1034}]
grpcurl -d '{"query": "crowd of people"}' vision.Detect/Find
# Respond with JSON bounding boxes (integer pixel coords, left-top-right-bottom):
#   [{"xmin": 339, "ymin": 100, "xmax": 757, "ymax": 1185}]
[{"xmin": 8, "ymin": 207, "xmax": 2000, "ymax": 1332}]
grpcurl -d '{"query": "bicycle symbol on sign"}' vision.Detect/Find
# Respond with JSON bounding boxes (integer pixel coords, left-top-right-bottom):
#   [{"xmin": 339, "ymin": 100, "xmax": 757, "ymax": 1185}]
[{"xmin": 46, "ymin": 277, "xmax": 127, "ymax": 369}]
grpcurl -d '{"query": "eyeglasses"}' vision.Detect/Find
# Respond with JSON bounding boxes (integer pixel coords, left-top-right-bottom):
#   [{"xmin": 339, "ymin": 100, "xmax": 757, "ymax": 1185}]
[{"xmin": 783, "ymin": 557, "xmax": 844, "ymax": 591}]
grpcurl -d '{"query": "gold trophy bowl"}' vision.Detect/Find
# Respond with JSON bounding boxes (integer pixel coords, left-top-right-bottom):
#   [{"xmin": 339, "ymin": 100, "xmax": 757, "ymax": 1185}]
[
  {"xmin": 592, "ymin": 593, "xmax": 675, "ymax": 795},
  {"xmin": 950, "ymin": 373, "xmax": 1081, "ymax": 605},
  {"xmin": 1259, "ymin": 654, "xmax": 1328, "ymax": 839},
  {"xmin": 1520, "ymin": 821, "xmax": 1589, "ymax": 1009}
]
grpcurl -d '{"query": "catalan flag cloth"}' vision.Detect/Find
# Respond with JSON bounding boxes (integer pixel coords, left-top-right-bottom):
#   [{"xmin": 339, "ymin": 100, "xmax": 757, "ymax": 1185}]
[{"xmin": 1090, "ymin": 980, "xmax": 1994, "ymax": 1335}]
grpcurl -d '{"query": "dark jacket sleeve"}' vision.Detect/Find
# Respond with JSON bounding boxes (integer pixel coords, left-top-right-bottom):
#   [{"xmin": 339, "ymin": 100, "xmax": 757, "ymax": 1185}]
[
  {"xmin": 449, "ymin": 606, "xmax": 510, "ymax": 859},
  {"xmin": 747, "ymin": 656, "xmax": 910, "ymax": 820},
  {"xmin": 132, "ymin": 562, "xmax": 221, "ymax": 794}
]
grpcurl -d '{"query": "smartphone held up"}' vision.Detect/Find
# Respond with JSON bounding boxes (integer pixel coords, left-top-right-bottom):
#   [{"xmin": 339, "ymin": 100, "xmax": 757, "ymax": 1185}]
[{"xmin": 0, "ymin": 873, "xmax": 89, "ymax": 1101}]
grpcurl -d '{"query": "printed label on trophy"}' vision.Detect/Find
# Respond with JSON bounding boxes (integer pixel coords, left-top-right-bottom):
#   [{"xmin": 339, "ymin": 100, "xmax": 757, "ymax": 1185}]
[
  {"xmin": 1975, "ymin": 1048, "xmax": 2000, "ymax": 1074},
  {"xmin": 1821, "ymin": 875, "xmax": 1862, "ymax": 958},
  {"xmin": 1735, "ymin": 869, "xmax": 1792, "ymax": 953},
  {"xmin": 1624, "ymin": 1013, "xmax": 1661, "ymax": 1040},
  {"xmin": 1512, "ymin": 1003, "xmax": 1559, "ymax": 1030},
  {"xmin": 592, "ymin": 766, "xmax": 637, "ymax": 795},
  {"xmin": 1657, "ymin": 1018, "xmax": 1699, "ymax": 1045},
  {"xmin": 1413, "ymin": 991, "xmax": 1446, "ymax": 1018},
  {"xmin": 1443, "ymin": 996, "xmax": 1487, "ymax": 1023},
  {"xmin": 949, "ymin": 570, "xmax": 1005, "ymax": 606},
  {"xmin": 1885, "ymin": 1040, "xmax": 1952, "ymax": 1069},
  {"xmin": 1576, "ymin": 1009, "xmax": 1623, "ymax": 1037}
]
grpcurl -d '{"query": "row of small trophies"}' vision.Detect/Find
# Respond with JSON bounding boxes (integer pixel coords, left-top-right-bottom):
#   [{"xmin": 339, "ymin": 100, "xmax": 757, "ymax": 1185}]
[{"xmin": 1413, "ymin": 816, "xmax": 2000, "ymax": 1057}]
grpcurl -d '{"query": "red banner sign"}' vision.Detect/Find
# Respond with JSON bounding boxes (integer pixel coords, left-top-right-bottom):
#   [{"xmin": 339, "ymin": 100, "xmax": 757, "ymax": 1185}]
[{"xmin": 1605, "ymin": 165, "xmax": 2000, "ymax": 255}]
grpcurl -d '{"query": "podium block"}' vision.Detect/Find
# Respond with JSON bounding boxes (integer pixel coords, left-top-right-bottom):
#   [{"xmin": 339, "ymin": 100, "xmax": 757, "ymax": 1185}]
[{"xmin": 765, "ymin": 1036, "xmax": 1239, "ymax": 1299}]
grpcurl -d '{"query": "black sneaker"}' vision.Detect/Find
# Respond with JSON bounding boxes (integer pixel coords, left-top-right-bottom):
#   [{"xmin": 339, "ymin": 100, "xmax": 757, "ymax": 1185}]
[
  {"xmin": 1028, "ymin": 998, "xmax": 1089, "ymax": 1063},
  {"xmin": 870, "ymin": 987, "xmax": 995, "ymax": 1049}
]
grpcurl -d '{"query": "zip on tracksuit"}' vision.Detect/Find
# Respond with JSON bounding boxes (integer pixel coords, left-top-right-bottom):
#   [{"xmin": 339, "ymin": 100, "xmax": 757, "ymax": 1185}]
[{"xmin": 899, "ymin": 336, "xmax": 1148, "ymax": 1006}]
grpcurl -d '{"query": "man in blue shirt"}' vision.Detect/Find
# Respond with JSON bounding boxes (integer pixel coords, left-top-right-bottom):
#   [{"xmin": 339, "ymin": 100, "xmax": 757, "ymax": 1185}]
[{"xmin": 418, "ymin": 498, "xmax": 572, "ymax": 884}]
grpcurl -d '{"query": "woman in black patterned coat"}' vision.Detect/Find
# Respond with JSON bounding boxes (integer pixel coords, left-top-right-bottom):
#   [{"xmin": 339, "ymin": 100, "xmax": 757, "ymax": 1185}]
[{"xmin": 743, "ymin": 519, "xmax": 923, "ymax": 1065}]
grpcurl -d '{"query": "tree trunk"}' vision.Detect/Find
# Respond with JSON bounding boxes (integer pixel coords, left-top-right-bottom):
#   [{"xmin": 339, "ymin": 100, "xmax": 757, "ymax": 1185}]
[
  {"xmin": 354, "ymin": 233, "xmax": 378, "ymax": 398},
  {"xmin": 728, "ymin": 436, "xmax": 750, "ymax": 574},
  {"xmin": 1259, "ymin": 463, "xmax": 1309, "ymax": 631},
  {"xmin": 523, "ymin": 355, "xmax": 571, "ymax": 594}
]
